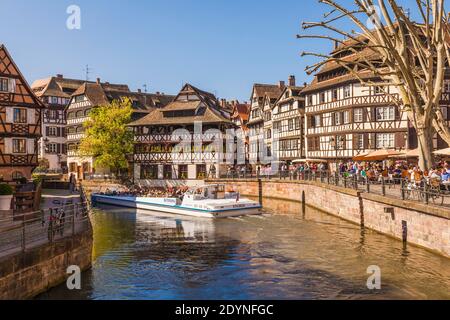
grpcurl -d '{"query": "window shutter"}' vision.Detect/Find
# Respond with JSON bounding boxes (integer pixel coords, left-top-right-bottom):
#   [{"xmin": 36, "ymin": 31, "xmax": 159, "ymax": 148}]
[
  {"xmin": 46, "ymin": 126, "xmax": 49, "ymax": 136},
  {"xmin": 8, "ymin": 79, "xmax": 15, "ymax": 93},
  {"xmin": 331, "ymin": 113, "xmax": 336, "ymax": 126},
  {"xmin": 62, "ymin": 144, "xmax": 67, "ymax": 155},
  {"xmin": 395, "ymin": 132, "xmax": 406, "ymax": 148},
  {"xmin": 395, "ymin": 106, "xmax": 401, "ymax": 120},
  {"xmin": 353, "ymin": 134, "xmax": 359, "ymax": 150},
  {"xmin": 57, "ymin": 127, "xmax": 61, "ymax": 137},
  {"xmin": 372, "ymin": 107, "xmax": 377, "ymax": 122},
  {"xmin": 307, "ymin": 116, "xmax": 312, "ymax": 128},
  {"xmin": 364, "ymin": 133, "xmax": 370, "ymax": 149},
  {"xmin": 57, "ymin": 143, "xmax": 61, "ymax": 154}
]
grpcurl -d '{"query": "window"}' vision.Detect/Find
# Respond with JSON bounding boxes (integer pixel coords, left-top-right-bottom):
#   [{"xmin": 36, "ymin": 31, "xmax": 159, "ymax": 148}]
[
  {"xmin": 12, "ymin": 139, "xmax": 26, "ymax": 153},
  {"xmin": 444, "ymin": 81, "xmax": 450, "ymax": 92},
  {"xmin": 76, "ymin": 110, "xmax": 84, "ymax": 118},
  {"xmin": 48, "ymin": 127, "xmax": 58, "ymax": 136},
  {"xmin": 0, "ymin": 78, "xmax": 9, "ymax": 92},
  {"xmin": 374, "ymin": 86, "xmax": 383, "ymax": 95},
  {"xmin": 295, "ymin": 117, "xmax": 301, "ymax": 130},
  {"xmin": 288, "ymin": 119, "xmax": 294, "ymax": 131},
  {"xmin": 355, "ymin": 134, "xmax": 364, "ymax": 150},
  {"xmin": 308, "ymin": 95, "xmax": 313, "ymax": 106},
  {"xmin": 343, "ymin": 111, "xmax": 350, "ymax": 124},
  {"xmin": 314, "ymin": 115, "xmax": 321, "ymax": 127},
  {"xmin": 51, "ymin": 97, "xmax": 59, "ymax": 104},
  {"xmin": 163, "ymin": 165, "xmax": 172, "ymax": 179},
  {"xmin": 336, "ymin": 135, "xmax": 346, "ymax": 150},
  {"xmin": 266, "ymin": 129, "xmax": 272, "ymax": 139},
  {"xmin": 48, "ymin": 110, "xmax": 57, "ymax": 119},
  {"xmin": 13, "ymin": 108, "xmax": 27, "ymax": 123},
  {"xmin": 12, "ymin": 171, "xmax": 24, "ymax": 180},
  {"xmin": 319, "ymin": 92, "xmax": 326, "ymax": 104},
  {"xmin": 376, "ymin": 106, "xmax": 395, "ymax": 121},
  {"xmin": 334, "ymin": 112, "xmax": 341, "ymax": 125},
  {"xmin": 140, "ymin": 165, "xmax": 158, "ymax": 179},
  {"xmin": 376, "ymin": 133, "xmax": 395, "ymax": 149},
  {"xmin": 47, "ymin": 143, "xmax": 58, "ymax": 154},
  {"xmin": 196, "ymin": 164, "xmax": 207, "ymax": 179},
  {"xmin": 354, "ymin": 108, "xmax": 364, "ymax": 122},
  {"xmin": 178, "ymin": 165, "xmax": 188, "ymax": 179},
  {"xmin": 308, "ymin": 137, "xmax": 320, "ymax": 151},
  {"xmin": 344, "ymin": 85, "xmax": 351, "ymax": 98},
  {"xmin": 67, "ymin": 112, "xmax": 75, "ymax": 119},
  {"xmin": 74, "ymin": 95, "xmax": 85, "ymax": 103},
  {"xmin": 332, "ymin": 89, "xmax": 338, "ymax": 101}
]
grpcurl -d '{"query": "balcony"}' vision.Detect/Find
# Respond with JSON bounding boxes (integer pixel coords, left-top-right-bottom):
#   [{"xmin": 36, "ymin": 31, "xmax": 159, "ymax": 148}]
[{"xmin": 306, "ymin": 94, "xmax": 399, "ymax": 114}]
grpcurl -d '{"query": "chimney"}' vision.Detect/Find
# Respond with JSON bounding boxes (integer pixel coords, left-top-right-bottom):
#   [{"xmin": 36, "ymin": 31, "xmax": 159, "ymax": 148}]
[
  {"xmin": 221, "ymin": 98, "xmax": 227, "ymax": 109},
  {"xmin": 137, "ymin": 89, "xmax": 142, "ymax": 93},
  {"xmin": 96, "ymin": 78, "xmax": 101, "ymax": 84},
  {"xmin": 56, "ymin": 74, "xmax": 63, "ymax": 79},
  {"xmin": 156, "ymin": 91, "xmax": 160, "ymax": 95},
  {"xmin": 288, "ymin": 75, "xmax": 296, "ymax": 87},
  {"xmin": 278, "ymin": 81, "xmax": 285, "ymax": 89}
]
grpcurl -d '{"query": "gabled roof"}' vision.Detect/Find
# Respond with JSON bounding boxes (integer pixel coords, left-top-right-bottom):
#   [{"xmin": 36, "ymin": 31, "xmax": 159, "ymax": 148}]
[
  {"xmin": 252, "ymin": 83, "xmax": 284, "ymax": 100},
  {"xmin": 0, "ymin": 44, "xmax": 45, "ymax": 109},
  {"xmin": 274, "ymin": 85, "xmax": 306, "ymax": 106},
  {"xmin": 231, "ymin": 103, "xmax": 250, "ymax": 122},
  {"xmin": 129, "ymin": 83, "xmax": 233, "ymax": 126},
  {"xmin": 69, "ymin": 82, "xmax": 173, "ymax": 113}
]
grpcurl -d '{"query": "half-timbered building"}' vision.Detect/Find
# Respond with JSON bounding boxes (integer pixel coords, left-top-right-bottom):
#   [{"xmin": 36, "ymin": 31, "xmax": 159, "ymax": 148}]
[
  {"xmin": 303, "ymin": 43, "xmax": 409, "ymax": 162},
  {"xmin": 272, "ymin": 76, "xmax": 306, "ymax": 162},
  {"xmin": 66, "ymin": 79, "xmax": 173, "ymax": 179},
  {"xmin": 31, "ymin": 75, "xmax": 87, "ymax": 172},
  {"xmin": 0, "ymin": 45, "xmax": 44, "ymax": 180},
  {"xmin": 129, "ymin": 84, "xmax": 235, "ymax": 184},
  {"xmin": 247, "ymin": 82, "xmax": 284, "ymax": 165},
  {"xmin": 230, "ymin": 101, "xmax": 250, "ymax": 163}
]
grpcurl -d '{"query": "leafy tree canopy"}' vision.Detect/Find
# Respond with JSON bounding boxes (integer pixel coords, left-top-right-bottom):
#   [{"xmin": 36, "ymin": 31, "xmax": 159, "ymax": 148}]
[{"xmin": 79, "ymin": 97, "xmax": 134, "ymax": 173}]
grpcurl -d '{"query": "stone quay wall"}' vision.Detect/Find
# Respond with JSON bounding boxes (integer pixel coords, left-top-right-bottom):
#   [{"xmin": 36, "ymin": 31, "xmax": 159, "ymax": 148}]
[
  {"xmin": 207, "ymin": 179, "xmax": 450, "ymax": 258},
  {"xmin": 0, "ymin": 228, "xmax": 93, "ymax": 300}
]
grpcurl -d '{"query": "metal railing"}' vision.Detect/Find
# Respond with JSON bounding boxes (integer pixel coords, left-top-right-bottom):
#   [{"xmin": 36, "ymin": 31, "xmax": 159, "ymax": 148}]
[
  {"xmin": 0, "ymin": 202, "xmax": 90, "ymax": 258},
  {"xmin": 219, "ymin": 171, "xmax": 450, "ymax": 207}
]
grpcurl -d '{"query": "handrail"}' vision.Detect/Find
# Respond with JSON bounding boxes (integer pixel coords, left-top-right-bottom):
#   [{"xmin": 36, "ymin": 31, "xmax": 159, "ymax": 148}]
[{"xmin": 217, "ymin": 171, "xmax": 450, "ymax": 207}]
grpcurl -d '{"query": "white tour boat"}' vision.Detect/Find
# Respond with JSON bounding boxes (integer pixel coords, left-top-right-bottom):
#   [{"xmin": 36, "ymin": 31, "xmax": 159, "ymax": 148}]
[{"xmin": 91, "ymin": 184, "xmax": 262, "ymax": 218}]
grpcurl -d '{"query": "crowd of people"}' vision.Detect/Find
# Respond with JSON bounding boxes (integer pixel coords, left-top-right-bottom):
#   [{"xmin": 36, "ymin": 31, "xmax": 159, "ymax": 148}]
[
  {"xmin": 226, "ymin": 160, "xmax": 450, "ymax": 188},
  {"xmin": 99, "ymin": 185, "xmax": 190, "ymax": 198}
]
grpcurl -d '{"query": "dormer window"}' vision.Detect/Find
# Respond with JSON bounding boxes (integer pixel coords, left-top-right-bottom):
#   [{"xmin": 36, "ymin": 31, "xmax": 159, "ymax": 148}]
[{"xmin": 74, "ymin": 95, "xmax": 85, "ymax": 103}]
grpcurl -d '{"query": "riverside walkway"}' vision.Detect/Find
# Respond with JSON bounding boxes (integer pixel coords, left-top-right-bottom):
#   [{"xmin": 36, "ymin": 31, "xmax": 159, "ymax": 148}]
[
  {"xmin": 0, "ymin": 188, "xmax": 90, "ymax": 259},
  {"xmin": 221, "ymin": 172, "xmax": 450, "ymax": 209}
]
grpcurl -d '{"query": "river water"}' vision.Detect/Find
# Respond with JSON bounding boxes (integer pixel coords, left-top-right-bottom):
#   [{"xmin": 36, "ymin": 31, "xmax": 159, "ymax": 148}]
[{"xmin": 38, "ymin": 198, "xmax": 450, "ymax": 300}]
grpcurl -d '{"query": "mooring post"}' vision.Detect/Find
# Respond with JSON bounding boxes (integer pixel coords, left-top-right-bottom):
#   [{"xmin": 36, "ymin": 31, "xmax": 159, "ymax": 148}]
[
  {"xmin": 302, "ymin": 190, "xmax": 306, "ymax": 217},
  {"xmin": 258, "ymin": 178, "xmax": 263, "ymax": 205},
  {"xmin": 400, "ymin": 179, "xmax": 405, "ymax": 200},
  {"xmin": 381, "ymin": 177, "xmax": 386, "ymax": 196}
]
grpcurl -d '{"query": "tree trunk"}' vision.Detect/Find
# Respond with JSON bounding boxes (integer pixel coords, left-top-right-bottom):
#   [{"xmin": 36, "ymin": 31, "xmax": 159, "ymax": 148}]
[
  {"xmin": 432, "ymin": 110, "xmax": 450, "ymax": 147},
  {"xmin": 416, "ymin": 126, "xmax": 434, "ymax": 170}
]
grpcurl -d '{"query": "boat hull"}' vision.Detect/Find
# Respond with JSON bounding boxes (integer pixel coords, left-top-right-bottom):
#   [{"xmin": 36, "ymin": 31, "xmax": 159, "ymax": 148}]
[{"xmin": 91, "ymin": 194, "xmax": 262, "ymax": 218}]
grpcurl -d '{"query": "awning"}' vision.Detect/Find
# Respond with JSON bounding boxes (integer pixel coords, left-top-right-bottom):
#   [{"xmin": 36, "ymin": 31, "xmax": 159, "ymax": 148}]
[
  {"xmin": 358, "ymin": 149, "xmax": 404, "ymax": 161},
  {"xmin": 292, "ymin": 159, "xmax": 328, "ymax": 163},
  {"xmin": 433, "ymin": 148, "xmax": 450, "ymax": 156},
  {"xmin": 388, "ymin": 148, "xmax": 419, "ymax": 159},
  {"xmin": 352, "ymin": 152, "xmax": 370, "ymax": 161}
]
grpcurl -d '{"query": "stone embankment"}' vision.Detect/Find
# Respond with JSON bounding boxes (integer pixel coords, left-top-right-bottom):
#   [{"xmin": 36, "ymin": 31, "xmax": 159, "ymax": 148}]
[{"xmin": 207, "ymin": 179, "xmax": 450, "ymax": 258}]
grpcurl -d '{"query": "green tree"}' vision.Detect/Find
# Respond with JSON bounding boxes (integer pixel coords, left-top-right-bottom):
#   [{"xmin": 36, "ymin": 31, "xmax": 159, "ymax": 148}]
[{"xmin": 79, "ymin": 97, "xmax": 134, "ymax": 174}]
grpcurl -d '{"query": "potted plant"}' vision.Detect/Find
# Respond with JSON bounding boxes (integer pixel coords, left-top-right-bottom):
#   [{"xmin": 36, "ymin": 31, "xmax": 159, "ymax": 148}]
[{"xmin": 0, "ymin": 184, "xmax": 13, "ymax": 210}]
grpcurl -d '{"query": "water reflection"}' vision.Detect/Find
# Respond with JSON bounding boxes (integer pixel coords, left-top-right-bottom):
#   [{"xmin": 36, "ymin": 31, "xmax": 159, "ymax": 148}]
[{"xmin": 38, "ymin": 200, "xmax": 450, "ymax": 300}]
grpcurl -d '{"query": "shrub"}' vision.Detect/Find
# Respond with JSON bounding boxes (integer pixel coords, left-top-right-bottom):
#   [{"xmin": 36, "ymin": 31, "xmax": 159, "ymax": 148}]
[{"xmin": 0, "ymin": 184, "xmax": 13, "ymax": 196}]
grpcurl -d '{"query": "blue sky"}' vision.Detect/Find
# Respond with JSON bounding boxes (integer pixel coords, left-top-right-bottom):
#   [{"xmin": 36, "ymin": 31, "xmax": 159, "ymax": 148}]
[{"xmin": 0, "ymin": 0, "xmax": 427, "ymax": 101}]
